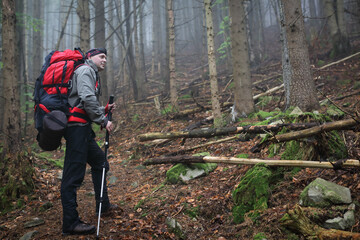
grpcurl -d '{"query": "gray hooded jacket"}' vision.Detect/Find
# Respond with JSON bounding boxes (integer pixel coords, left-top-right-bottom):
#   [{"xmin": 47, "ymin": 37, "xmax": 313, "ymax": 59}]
[{"xmin": 67, "ymin": 59, "xmax": 106, "ymax": 126}]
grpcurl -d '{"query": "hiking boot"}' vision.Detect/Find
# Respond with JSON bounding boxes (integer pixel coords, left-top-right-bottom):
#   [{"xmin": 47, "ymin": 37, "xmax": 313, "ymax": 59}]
[
  {"xmin": 62, "ymin": 222, "xmax": 96, "ymax": 235},
  {"xmin": 97, "ymin": 204, "xmax": 119, "ymax": 216}
]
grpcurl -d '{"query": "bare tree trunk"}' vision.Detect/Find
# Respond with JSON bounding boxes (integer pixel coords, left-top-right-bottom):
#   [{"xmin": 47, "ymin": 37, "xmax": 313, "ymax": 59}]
[
  {"xmin": 125, "ymin": 0, "xmax": 138, "ymax": 101},
  {"xmin": 55, "ymin": 0, "xmax": 74, "ymax": 50},
  {"xmin": 151, "ymin": 0, "xmax": 160, "ymax": 77},
  {"xmin": 324, "ymin": 0, "xmax": 351, "ymax": 56},
  {"xmin": 204, "ymin": 0, "xmax": 223, "ymax": 128},
  {"xmin": 3, "ymin": 0, "xmax": 22, "ymax": 154},
  {"xmin": 278, "ymin": 0, "xmax": 292, "ymax": 109},
  {"xmin": 113, "ymin": 0, "xmax": 127, "ymax": 96},
  {"xmin": 1, "ymin": 0, "xmax": 34, "ymax": 209},
  {"xmin": 139, "ymin": 0, "xmax": 147, "ymax": 86},
  {"xmin": 77, "ymin": 0, "xmax": 90, "ymax": 52},
  {"xmin": 22, "ymin": 0, "xmax": 30, "ymax": 137},
  {"xmin": 336, "ymin": 0, "xmax": 350, "ymax": 52},
  {"xmin": 164, "ymin": 0, "xmax": 170, "ymax": 94},
  {"xmin": 133, "ymin": 0, "xmax": 146, "ymax": 100},
  {"xmin": 280, "ymin": 0, "xmax": 320, "ymax": 111},
  {"xmin": 167, "ymin": 0, "xmax": 178, "ymax": 110},
  {"xmin": 95, "ymin": 0, "xmax": 107, "ymax": 104},
  {"xmin": 135, "ymin": 0, "xmax": 147, "ymax": 99},
  {"xmin": 32, "ymin": 0, "xmax": 42, "ymax": 80},
  {"xmin": 106, "ymin": 0, "xmax": 115, "ymax": 96},
  {"xmin": 230, "ymin": 0, "xmax": 254, "ymax": 117}
]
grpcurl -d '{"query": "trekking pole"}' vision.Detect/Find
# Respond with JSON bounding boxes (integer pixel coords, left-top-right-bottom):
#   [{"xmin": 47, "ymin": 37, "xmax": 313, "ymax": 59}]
[{"xmin": 97, "ymin": 95, "xmax": 114, "ymax": 238}]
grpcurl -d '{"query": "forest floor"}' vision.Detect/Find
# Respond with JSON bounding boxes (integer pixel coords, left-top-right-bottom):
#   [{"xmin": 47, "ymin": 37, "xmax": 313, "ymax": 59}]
[{"xmin": 2, "ymin": 48, "xmax": 360, "ymax": 240}]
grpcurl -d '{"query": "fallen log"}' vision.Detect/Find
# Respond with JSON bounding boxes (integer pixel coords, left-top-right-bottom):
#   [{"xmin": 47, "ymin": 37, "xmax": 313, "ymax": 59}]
[
  {"xmin": 165, "ymin": 134, "xmax": 247, "ymax": 156},
  {"xmin": 143, "ymin": 155, "xmax": 360, "ymax": 169},
  {"xmin": 270, "ymin": 118, "xmax": 358, "ymax": 143},
  {"xmin": 281, "ymin": 204, "xmax": 360, "ymax": 239},
  {"xmin": 138, "ymin": 122, "xmax": 319, "ymax": 142}
]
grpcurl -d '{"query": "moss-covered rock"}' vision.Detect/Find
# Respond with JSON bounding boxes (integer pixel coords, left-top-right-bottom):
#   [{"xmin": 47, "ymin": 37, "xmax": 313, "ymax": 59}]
[
  {"xmin": 326, "ymin": 105, "xmax": 345, "ymax": 118},
  {"xmin": 166, "ymin": 163, "xmax": 217, "ymax": 184},
  {"xmin": 299, "ymin": 178, "xmax": 352, "ymax": 207},
  {"xmin": 232, "ymin": 163, "xmax": 272, "ymax": 223}
]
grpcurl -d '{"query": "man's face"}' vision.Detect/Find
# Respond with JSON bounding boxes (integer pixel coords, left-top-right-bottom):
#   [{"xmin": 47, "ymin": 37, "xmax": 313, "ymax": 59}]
[{"xmin": 90, "ymin": 53, "xmax": 107, "ymax": 71}]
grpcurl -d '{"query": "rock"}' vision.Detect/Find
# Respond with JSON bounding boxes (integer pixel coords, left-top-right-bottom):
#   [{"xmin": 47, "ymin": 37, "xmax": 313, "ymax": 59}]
[
  {"xmin": 289, "ymin": 107, "xmax": 304, "ymax": 116},
  {"xmin": 324, "ymin": 217, "xmax": 346, "ymax": 230},
  {"xmin": 344, "ymin": 209, "xmax": 355, "ymax": 227},
  {"xmin": 19, "ymin": 230, "xmax": 39, "ymax": 240},
  {"xmin": 108, "ymin": 176, "xmax": 118, "ymax": 185},
  {"xmin": 24, "ymin": 218, "xmax": 45, "ymax": 228},
  {"xmin": 299, "ymin": 178, "xmax": 352, "ymax": 207},
  {"xmin": 232, "ymin": 163, "xmax": 272, "ymax": 224},
  {"xmin": 56, "ymin": 170, "xmax": 63, "ymax": 180},
  {"xmin": 166, "ymin": 163, "xmax": 217, "ymax": 184},
  {"xmin": 348, "ymin": 203, "xmax": 356, "ymax": 211},
  {"xmin": 131, "ymin": 181, "xmax": 139, "ymax": 188},
  {"xmin": 322, "ymin": 203, "xmax": 356, "ymax": 230},
  {"xmin": 86, "ymin": 191, "xmax": 95, "ymax": 197},
  {"xmin": 135, "ymin": 165, "xmax": 146, "ymax": 170},
  {"xmin": 40, "ymin": 201, "xmax": 53, "ymax": 211},
  {"xmin": 166, "ymin": 217, "xmax": 185, "ymax": 239},
  {"xmin": 326, "ymin": 107, "xmax": 345, "ymax": 118}
]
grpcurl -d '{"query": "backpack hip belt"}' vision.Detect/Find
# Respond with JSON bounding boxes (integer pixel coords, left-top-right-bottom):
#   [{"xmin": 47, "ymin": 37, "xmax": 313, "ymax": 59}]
[{"xmin": 68, "ymin": 107, "xmax": 91, "ymax": 123}]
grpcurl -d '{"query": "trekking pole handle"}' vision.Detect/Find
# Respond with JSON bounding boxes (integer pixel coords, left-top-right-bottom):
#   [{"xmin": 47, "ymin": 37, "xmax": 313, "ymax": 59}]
[{"xmin": 107, "ymin": 95, "xmax": 114, "ymax": 122}]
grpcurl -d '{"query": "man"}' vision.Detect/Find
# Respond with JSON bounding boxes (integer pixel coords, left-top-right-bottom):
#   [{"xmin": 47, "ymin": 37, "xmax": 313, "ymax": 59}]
[{"xmin": 61, "ymin": 48, "xmax": 117, "ymax": 235}]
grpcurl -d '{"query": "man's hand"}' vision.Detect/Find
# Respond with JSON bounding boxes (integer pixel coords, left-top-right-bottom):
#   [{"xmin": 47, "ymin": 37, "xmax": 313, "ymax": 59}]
[
  {"xmin": 105, "ymin": 103, "xmax": 116, "ymax": 113},
  {"xmin": 105, "ymin": 121, "xmax": 114, "ymax": 132}
]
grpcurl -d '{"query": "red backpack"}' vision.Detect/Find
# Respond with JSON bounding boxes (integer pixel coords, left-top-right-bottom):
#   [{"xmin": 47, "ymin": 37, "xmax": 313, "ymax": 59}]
[{"xmin": 33, "ymin": 48, "xmax": 87, "ymax": 150}]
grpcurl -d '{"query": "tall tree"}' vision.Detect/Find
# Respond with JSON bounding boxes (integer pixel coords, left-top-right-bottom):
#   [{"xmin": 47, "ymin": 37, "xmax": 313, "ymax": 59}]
[
  {"xmin": 138, "ymin": 0, "xmax": 147, "ymax": 87},
  {"xmin": 55, "ymin": 0, "xmax": 74, "ymax": 50},
  {"xmin": 4, "ymin": 0, "xmax": 22, "ymax": 154},
  {"xmin": 204, "ymin": 0, "xmax": 223, "ymax": 128},
  {"xmin": 167, "ymin": 0, "xmax": 178, "ymax": 110},
  {"xmin": 324, "ymin": 0, "xmax": 351, "ymax": 56},
  {"xmin": 133, "ymin": 0, "xmax": 146, "ymax": 100},
  {"xmin": 76, "ymin": 0, "xmax": 90, "ymax": 52},
  {"xmin": 1, "ymin": 0, "xmax": 34, "ymax": 210},
  {"xmin": 32, "ymin": 0, "xmax": 42, "ymax": 80},
  {"xmin": 20, "ymin": 0, "xmax": 30, "ymax": 137},
  {"xmin": 0, "ymin": 1, "xmax": 3, "ymax": 132},
  {"xmin": 229, "ymin": 0, "xmax": 254, "ymax": 117},
  {"xmin": 125, "ymin": 0, "xmax": 138, "ymax": 101},
  {"xmin": 164, "ymin": 0, "xmax": 170, "ymax": 94},
  {"xmin": 249, "ymin": 1, "xmax": 265, "ymax": 65},
  {"xmin": 106, "ymin": 0, "xmax": 115, "ymax": 96},
  {"xmin": 95, "ymin": 0, "xmax": 108, "ymax": 104},
  {"xmin": 280, "ymin": 0, "xmax": 320, "ymax": 111},
  {"xmin": 151, "ymin": 0, "xmax": 161, "ymax": 77}
]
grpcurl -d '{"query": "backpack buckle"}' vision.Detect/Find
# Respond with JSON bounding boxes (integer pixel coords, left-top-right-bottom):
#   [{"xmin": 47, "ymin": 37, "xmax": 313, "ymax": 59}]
[{"xmin": 68, "ymin": 79, "xmax": 72, "ymax": 89}]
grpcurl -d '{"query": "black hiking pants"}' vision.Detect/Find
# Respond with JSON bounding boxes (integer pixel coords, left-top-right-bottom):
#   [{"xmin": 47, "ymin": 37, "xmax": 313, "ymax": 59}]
[{"xmin": 61, "ymin": 124, "xmax": 110, "ymax": 233}]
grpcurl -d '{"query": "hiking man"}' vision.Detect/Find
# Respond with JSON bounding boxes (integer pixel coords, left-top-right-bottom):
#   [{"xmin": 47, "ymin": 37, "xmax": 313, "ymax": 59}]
[{"xmin": 61, "ymin": 48, "xmax": 118, "ymax": 235}]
